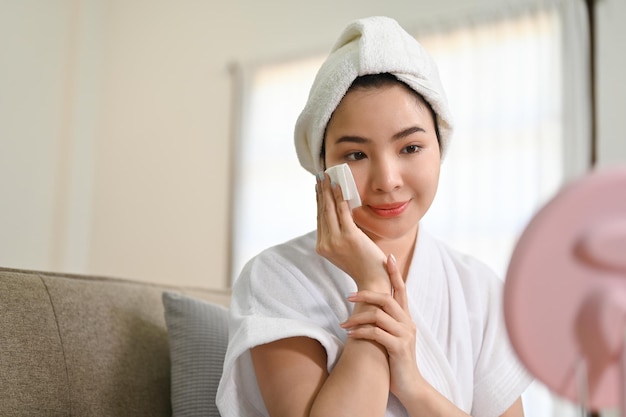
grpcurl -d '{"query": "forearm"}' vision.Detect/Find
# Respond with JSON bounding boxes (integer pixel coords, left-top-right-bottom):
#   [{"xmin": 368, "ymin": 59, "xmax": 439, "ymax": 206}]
[
  {"xmin": 311, "ymin": 304, "xmax": 390, "ymax": 417},
  {"xmin": 310, "ymin": 280, "xmax": 391, "ymax": 417}
]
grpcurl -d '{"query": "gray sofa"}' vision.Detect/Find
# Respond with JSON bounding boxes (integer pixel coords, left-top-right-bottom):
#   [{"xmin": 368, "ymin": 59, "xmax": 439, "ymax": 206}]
[{"xmin": 0, "ymin": 266, "xmax": 231, "ymax": 417}]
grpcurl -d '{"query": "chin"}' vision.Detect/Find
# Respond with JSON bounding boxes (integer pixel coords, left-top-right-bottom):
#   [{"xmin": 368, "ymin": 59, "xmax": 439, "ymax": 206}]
[
  {"xmin": 357, "ymin": 221, "xmax": 419, "ymax": 243},
  {"xmin": 354, "ymin": 210, "xmax": 421, "ymax": 241}
]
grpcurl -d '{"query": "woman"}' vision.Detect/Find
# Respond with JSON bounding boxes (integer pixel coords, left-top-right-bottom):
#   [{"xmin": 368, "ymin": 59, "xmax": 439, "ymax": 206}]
[{"xmin": 217, "ymin": 16, "xmax": 531, "ymax": 417}]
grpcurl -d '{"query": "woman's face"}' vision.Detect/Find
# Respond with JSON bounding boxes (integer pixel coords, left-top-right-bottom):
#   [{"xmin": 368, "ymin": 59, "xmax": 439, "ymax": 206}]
[{"xmin": 324, "ymin": 83, "xmax": 441, "ymax": 244}]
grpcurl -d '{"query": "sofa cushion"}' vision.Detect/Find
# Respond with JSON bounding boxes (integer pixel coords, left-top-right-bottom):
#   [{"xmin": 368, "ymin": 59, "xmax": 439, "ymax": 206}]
[
  {"xmin": 0, "ymin": 271, "xmax": 70, "ymax": 416},
  {"xmin": 163, "ymin": 291, "xmax": 228, "ymax": 417},
  {"xmin": 44, "ymin": 275, "xmax": 174, "ymax": 416}
]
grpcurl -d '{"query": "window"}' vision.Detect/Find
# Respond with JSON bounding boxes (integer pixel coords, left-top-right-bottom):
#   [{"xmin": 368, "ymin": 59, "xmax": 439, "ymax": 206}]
[
  {"xmin": 231, "ymin": 54, "xmax": 325, "ymax": 281},
  {"xmin": 418, "ymin": 9, "xmax": 564, "ymax": 276}
]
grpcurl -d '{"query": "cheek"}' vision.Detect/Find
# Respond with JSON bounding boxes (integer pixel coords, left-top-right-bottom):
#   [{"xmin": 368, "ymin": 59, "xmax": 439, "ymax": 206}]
[
  {"xmin": 420, "ymin": 168, "xmax": 440, "ymax": 191},
  {"xmin": 417, "ymin": 158, "xmax": 440, "ymax": 179},
  {"xmin": 350, "ymin": 165, "xmax": 368, "ymax": 196},
  {"xmin": 351, "ymin": 209, "xmax": 370, "ymax": 230},
  {"xmin": 427, "ymin": 163, "xmax": 441, "ymax": 184},
  {"xmin": 405, "ymin": 163, "xmax": 441, "ymax": 197}
]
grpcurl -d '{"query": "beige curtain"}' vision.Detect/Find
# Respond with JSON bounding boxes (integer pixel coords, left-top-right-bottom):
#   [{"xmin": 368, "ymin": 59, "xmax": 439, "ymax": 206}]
[{"xmin": 412, "ymin": 2, "xmax": 590, "ymax": 415}]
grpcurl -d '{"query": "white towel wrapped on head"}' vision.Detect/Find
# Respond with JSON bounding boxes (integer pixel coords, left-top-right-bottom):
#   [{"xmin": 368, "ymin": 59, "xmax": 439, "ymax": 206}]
[{"xmin": 294, "ymin": 16, "xmax": 454, "ymax": 175}]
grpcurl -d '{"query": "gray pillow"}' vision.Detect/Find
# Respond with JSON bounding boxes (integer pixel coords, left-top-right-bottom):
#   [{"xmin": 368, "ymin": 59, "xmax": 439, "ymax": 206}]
[{"xmin": 162, "ymin": 291, "xmax": 229, "ymax": 417}]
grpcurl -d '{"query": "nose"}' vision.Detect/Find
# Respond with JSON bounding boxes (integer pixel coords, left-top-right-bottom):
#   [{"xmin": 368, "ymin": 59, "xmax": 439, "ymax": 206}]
[{"xmin": 370, "ymin": 156, "xmax": 402, "ymax": 193}]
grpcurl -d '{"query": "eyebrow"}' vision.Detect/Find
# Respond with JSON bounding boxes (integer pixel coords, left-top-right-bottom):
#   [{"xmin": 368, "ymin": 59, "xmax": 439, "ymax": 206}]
[
  {"xmin": 393, "ymin": 126, "xmax": 426, "ymax": 140},
  {"xmin": 334, "ymin": 126, "xmax": 426, "ymax": 145}
]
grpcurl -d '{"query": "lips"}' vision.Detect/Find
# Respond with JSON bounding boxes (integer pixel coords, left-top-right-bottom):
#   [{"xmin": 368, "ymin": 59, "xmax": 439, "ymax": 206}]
[{"xmin": 368, "ymin": 201, "xmax": 410, "ymax": 218}]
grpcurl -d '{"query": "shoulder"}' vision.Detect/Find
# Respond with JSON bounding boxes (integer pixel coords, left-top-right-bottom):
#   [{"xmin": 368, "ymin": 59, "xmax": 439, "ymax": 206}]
[
  {"xmin": 236, "ymin": 231, "xmax": 320, "ymax": 284},
  {"xmin": 232, "ymin": 231, "xmax": 351, "ymax": 308}
]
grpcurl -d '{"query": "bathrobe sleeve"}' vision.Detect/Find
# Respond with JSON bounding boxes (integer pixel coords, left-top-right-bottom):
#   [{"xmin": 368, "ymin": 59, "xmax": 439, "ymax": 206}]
[{"xmin": 216, "ymin": 240, "xmax": 351, "ymax": 417}]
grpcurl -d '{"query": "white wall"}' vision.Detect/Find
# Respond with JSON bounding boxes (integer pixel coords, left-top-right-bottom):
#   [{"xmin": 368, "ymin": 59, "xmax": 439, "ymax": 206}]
[
  {"xmin": 0, "ymin": 1, "xmax": 73, "ymax": 271},
  {"xmin": 1, "ymin": 0, "xmax": 624, "ymax": 289}
]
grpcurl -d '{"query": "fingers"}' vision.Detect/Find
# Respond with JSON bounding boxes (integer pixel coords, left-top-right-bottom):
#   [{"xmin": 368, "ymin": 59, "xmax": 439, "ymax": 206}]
[
  {"xmin": 341, "ymin": 307, "xmax": 401, "ymax": 334},
  {"xmin": 345, "ymin": 320, "xmax": 398, "ymax": 348},
  {"xmin": 342, "ymin": 280, "xmax": 414, "ymax": 344},
  {"xmin": 340, "ymin": 303, "xmax": 416, "ymax": 356},
  {"xmin": 315, "ymin": 179, "xmax": 322, "ymax": 233},
  {"xmin": 386, "ymin": 254, "xmax": 408, "ymax": 311},
  {"xmin": 329, "ymin": 177, "xmax": 354, "ymax": 228},
  {"xmin": 345, "ymin": 290, "xmax": 399, "ymax": 317},
  {"xmin": 316, "ymin": 173, "xmax": 340, "ymax": 233},
  {"xmin": 340, "ymin": 307, "xmax": 401, "ymax": 348},
  {"xmin": 316, "ymin": 173, "xmax": 352, "ymax": 229}
]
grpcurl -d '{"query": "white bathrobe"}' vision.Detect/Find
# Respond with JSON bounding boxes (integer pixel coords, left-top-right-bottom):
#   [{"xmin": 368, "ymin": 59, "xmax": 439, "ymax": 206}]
[{"xmin": 216, "ymin": 227, "xmax": 532, "ymax": 417}]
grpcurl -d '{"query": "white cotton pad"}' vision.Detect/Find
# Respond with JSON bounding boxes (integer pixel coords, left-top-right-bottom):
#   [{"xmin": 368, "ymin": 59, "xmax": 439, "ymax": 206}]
[{"xmin": 325, "ymin": 163, "xmax": 362, "ymax": 210}]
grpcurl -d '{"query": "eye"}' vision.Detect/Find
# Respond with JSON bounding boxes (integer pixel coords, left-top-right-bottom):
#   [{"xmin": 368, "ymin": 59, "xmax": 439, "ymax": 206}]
[
  {"xmin": 346, "ymin": 151, "xmax": 367, "ymax": 161},
  {"xmin": 402, "ymin": 144, "xmax": 422, "ymax": 154}
]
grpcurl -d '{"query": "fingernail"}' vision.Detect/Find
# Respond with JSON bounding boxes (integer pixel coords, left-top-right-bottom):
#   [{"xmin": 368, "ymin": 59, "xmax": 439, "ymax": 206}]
[
  {"xmin": 345, "ymin": 292, "xmax": 357, "ymax": 300},
  {"xmin": 389, "ymin": 253, "xmax": 397, "ymax": 265},
  {"xmin": 316, "ymin": 172, "xmax": 325, "ymax": 182}
]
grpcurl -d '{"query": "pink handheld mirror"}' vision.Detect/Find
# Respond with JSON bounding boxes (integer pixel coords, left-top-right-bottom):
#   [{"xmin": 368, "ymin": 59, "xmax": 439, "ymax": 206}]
[{"xmin": 504, "ymin": 166, "xmax": 626, "ymax": 414}]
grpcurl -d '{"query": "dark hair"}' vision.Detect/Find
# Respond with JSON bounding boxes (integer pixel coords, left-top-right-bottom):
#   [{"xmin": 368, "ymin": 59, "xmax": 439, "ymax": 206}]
[{"xmin": 320, "ymin": 73, "xmax": 441, "ymax": 164}]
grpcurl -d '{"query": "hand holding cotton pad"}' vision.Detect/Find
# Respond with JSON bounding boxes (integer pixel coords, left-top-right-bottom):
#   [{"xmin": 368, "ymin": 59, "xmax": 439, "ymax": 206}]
[{"xmin": 325, "ymin": 163, "xmax": 362, "ymax": 210}]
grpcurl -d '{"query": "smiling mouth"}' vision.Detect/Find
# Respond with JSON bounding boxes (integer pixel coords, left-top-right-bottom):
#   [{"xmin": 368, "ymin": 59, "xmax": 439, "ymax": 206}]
[{"xmin": 368, "ymin": 201, "xmax": 410, "ymax": 218}]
